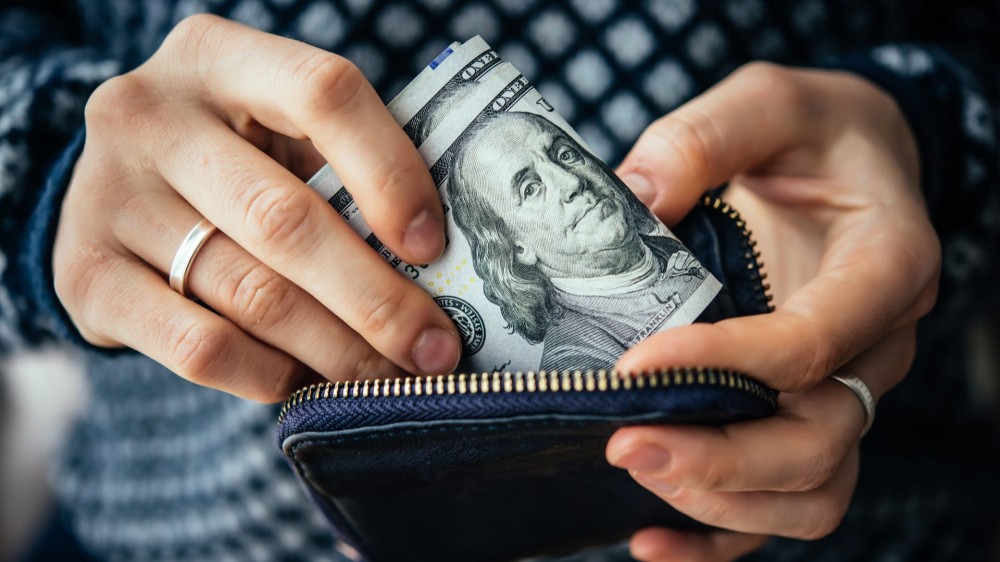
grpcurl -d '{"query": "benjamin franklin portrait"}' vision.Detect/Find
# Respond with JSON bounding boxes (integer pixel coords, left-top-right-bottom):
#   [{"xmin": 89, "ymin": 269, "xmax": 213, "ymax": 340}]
[{"xmin": 448, "ymin": 111, "xmax": 708, "ymax": 370}]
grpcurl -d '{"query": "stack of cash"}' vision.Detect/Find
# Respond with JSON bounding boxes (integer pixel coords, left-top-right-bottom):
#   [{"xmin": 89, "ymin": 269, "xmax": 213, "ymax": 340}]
[{"xmin": 307, "ymin": 37, "xmax": 720, "ymax": 374}]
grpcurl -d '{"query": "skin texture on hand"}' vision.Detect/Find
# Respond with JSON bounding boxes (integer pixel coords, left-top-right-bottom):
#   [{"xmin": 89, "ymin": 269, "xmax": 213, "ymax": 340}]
[
  {"xmin": 607, "ymin": 63, "xmax": 939, "ymax": 562},
  {"xmin": 52, "ymin": 15, "xmax": 461, "ymax": 402}
]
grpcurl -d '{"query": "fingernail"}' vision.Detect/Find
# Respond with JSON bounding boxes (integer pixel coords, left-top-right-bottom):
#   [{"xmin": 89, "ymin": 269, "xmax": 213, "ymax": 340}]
[
  {"xmin": 609, "ymin": 444, "xmax": 672, "ymax": 474},
  {"xmin": 403, "ymin": 209, "xmax": 445, "ymax": 263},
  {"xmin": 412, "ymin": 326, "xmax": 460, "ymax": 375},
  {"xmin": 619, "ymin": 173, "xmax": 656, "ymax": 206},
  {"xmin": 633, "ymin": 472, "xmax": 682, "ymax": 498}
]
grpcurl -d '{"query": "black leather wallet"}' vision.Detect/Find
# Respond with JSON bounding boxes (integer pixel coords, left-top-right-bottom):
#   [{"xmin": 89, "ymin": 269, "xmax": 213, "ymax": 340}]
[{"xmin": 277, "ymin": 196, "xmax": 775, "ymax": 562}]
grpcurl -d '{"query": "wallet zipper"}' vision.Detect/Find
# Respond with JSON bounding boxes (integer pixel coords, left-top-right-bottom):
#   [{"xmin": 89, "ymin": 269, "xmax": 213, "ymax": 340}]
[
  {"xmin": 279, "ymin": 194, "xmax": 775, "ymax": 424},
  {"xmin": 701, "ymin": 194, "xmax": 774, "ymax": 312},
  {"xmin": 279, "ymin": 367, "xmax": 777, "ymax": 424}
]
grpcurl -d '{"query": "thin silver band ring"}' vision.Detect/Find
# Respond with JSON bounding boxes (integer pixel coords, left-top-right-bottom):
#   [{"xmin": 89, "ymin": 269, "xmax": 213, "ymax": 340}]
[
  {"xmin": 169, "ymin": 218, "xmax": 218, "ymax": 297},
  {"xmin": 829, "ymin": 372, "xmax": 876, "ymax": 437}
]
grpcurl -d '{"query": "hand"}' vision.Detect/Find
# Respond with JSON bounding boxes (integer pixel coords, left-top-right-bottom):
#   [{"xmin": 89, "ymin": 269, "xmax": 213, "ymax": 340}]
[
  {"xmin": 606, "ymin": 62, "xmax": 940, "ymax": 561},
  {"xmin": 53, "ymin": 15, "xmax": 461, "ymax": 402}
]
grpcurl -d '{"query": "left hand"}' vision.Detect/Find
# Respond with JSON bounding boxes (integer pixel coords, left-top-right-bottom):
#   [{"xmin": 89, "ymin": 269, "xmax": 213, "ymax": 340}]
[{"xmin": 605, "ymin": 63, "xmax": 940, "ymax": 561}]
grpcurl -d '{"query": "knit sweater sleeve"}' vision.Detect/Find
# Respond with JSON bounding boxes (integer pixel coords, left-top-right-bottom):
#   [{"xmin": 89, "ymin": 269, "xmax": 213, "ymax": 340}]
[{"xmin": 0, "ymin": 2, "xmax": 121, "ymax": 350}]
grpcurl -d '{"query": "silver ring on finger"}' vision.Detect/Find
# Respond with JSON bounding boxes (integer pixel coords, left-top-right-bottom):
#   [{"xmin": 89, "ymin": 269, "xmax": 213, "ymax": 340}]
[
  {"xmin": 169, "ymin": 218, "xmax": 218, "ymax": 297},
  {"xmin": 829, "ymin": 371, "xmax": 876, "ymax": 437}
]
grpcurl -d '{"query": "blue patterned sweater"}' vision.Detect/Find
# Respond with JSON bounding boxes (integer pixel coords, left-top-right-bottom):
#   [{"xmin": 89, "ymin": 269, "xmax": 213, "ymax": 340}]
[{"xmin": 1, "ymin": 1, "xmax": 999, "ymax": 561}]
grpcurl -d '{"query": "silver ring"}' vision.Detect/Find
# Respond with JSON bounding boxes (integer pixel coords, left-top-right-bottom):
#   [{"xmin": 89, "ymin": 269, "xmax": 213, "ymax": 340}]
[
  {"xmin": 829, "ymin": 372, "xmax": 876, "ymax": 437},
  {"xmin": 169, "ymin": 218, "xmax": 218, "ymax": 297}
]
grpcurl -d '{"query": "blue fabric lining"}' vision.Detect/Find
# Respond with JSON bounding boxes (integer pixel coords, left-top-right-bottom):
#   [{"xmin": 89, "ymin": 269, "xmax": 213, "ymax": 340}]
[{"xmin": 21, "ymin": 128, "xmax": 87, "ymax": 344}]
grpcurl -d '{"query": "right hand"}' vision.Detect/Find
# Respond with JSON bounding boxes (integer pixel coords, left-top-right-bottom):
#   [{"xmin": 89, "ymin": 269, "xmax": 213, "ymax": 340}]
[
  {"xmin": 609, "ymin": 63, "xmax": 936, "ymax": 561},
  {"xmin": 53, "ymin": 15, "xmax": 461, "ymax": 402}
]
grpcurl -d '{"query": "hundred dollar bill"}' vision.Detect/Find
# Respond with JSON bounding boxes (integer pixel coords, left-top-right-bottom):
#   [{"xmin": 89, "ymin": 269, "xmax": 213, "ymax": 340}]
[{"xmin": 308, "ymin": 37, "xmax": 721, "ymax": 373}]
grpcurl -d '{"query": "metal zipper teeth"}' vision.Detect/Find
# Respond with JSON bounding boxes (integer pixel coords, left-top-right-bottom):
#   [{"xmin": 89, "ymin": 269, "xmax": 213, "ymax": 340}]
[
  {"xmin": 278, "ymin": 368, "xmax": 777, "ymax": 424},
  {"xmin": 702, "ymin": 195, "xmax": 775, "ymax": 312}
]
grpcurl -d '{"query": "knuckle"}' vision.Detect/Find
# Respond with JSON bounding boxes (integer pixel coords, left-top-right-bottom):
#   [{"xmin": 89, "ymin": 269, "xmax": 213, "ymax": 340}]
[
  {"xmin": 797, "ymin": 496, "xmax": 848, "ymax": 540},
  {"xmin": 734, "ymin": 61, "xmax": 787, "ymax": 88},
  {"xmin": 789, "ymin": 450, "xmax": 842, "ymax": 493},
  {"xmin": 166, "ymin": 317, "xmax": 230, "ymax": 386},
  {"xmin": 158, "ymin": 14, "xmax": 233, "ymax": 83},
  {"xmin": 735, "ymin": 62, "xmax": 802, "ymax": 106},
  {"xmin": 85, "ymin": 74, "xmax": 151, "ymax": 130},
  {"xmin": 163, "ymin": 13, "xmax": 227, "ymax": 57},
  {"xmin": 226, "ymin": 264, "xmax": 297, "ymax": 332},
  {"xmin": 295, "ymin": 53, "xmax": 367, "ymax": 120},
  {"xmin": 240, "ymin": 182, "xmax": 316, "ymax": 250},
  {"xmin": 357, "ymin": 290, "xmax": 407, "ymax": 339},
  {"xmin": 733, "ymin": 61, "xmax": 815, "ymax": 124},
  {"xmin": 647, "ymin": 112, "xmax": 714, "ymax": 182},
  {"xmin": 170, "ymin": 13, "xmax": 221, "ymax": 38}
]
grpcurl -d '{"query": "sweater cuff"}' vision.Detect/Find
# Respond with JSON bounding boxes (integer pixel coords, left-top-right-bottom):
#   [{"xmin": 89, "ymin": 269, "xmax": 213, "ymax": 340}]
[{"xmin": 19, "ymin": 128, "xmax": 123, "ymax": 353}]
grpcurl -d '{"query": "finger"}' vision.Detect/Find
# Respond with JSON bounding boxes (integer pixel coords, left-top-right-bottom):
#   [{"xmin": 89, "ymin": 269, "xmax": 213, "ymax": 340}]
[
  {"xmin": 617, "ymin": 210, "xmax": 932, "ymax": 392},
  {"xmin": 615, "ymin": 64, "xmax": 939, "ymax": 390},
  {"xmin": 72, "ymin": 253, "xmax": 307, "ymax": 402},
  {"xmin": 616, "ymin": 62, "xmax": 820, "ymax": 225},
  {"xmin": 630, "ymin": 528, "xmax": 768, "ymax": 562},
  {"xmin": 155, "ymin": 14, "xmax": 445, "ymax": 264},
  {"xmin": 112, "ymin": 186, "xmax": 401, "ymax": 381},
  {"xmin": 610, "ymin": 331, "xmax": 911, "ymax": 493},
  {"xmin": 153, "ymin": 121, "xmax": 460, "ymax": 376},
  {"xmin": 632, "ymin": 448, "xmax": 859, "ymax": 540},
  {"xmin": 608, "ymin": 378, "xmax": 857, "ymax": 494}
]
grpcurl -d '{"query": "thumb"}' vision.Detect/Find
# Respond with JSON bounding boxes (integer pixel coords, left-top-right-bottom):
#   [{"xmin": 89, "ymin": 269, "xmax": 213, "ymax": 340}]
[{"xmin": 616, "ymin": 62, "xmax": 817, "ymax": 225}]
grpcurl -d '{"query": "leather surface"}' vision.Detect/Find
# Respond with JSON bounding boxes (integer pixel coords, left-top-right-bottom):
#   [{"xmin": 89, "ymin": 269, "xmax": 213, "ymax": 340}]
[{"xmin": 290, "ymin": 416, "xmax": 719, "ymax": 562}]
